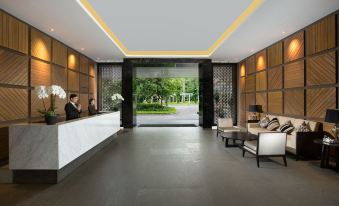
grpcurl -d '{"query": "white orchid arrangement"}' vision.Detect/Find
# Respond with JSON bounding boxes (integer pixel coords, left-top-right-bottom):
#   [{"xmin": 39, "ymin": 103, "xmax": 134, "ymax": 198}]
[
  {"xmin": 36, "ymin": 85, "xmax": 67, "ymax": 116},
  {"xmin": 111, "ymin": 93, "xmax": 124, "ymax": 110}
]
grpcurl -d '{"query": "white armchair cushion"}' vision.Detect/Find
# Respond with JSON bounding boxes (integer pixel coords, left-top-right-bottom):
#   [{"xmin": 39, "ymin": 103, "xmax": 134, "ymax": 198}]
[
  {"xmin": 258, "ymin": 132, "xmax": 287, "ymax": 155},
  {"xmin": 218, "ymin": 118, "xmax": 233, "ymax": 128}
]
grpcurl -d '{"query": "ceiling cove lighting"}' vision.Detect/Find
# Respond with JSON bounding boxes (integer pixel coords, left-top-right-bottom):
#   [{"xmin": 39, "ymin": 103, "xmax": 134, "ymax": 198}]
[{"xmin": 76, "ymin": 0, "xmax": 264, "ymax": 57}]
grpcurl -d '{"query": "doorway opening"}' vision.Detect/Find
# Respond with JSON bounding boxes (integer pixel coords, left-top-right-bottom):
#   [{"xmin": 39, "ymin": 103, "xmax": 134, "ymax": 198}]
[{"xmin": 135, "ymin": 63, "xmax": 199, "ymax": 127}]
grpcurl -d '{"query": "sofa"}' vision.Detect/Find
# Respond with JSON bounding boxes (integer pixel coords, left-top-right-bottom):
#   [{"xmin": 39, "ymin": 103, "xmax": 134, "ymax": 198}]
[{"xmin": 247, "ymin": 115, "xmax": 323, "ymax": 160}]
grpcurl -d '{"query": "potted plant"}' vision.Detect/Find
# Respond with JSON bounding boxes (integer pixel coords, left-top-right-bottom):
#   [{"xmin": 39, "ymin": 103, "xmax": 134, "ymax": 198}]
[
  {"xmin": 111, "ymin": 93, "xmax": 124, "ymax": 111},
  {"xmin": 36, "ymin": 85, "xmax": 67, "ymax": 125}
]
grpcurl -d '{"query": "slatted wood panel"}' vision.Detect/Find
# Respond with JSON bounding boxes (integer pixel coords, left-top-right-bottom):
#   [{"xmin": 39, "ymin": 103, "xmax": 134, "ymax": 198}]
[
  {"xmin": 0, "ymin": 11, "xmax": 28, "ymax": 54},
  {"xmin": 80, "ymin": 73, "xmax": 89, "ymax": 93},
  {"xmin": 268, "ymin": 42, "xmax": 282, "ymax": 67},
  {"xmin": 31, "ymin": 59, "xmax": 51, "ymax": 87},
  {"xmin": 52, "ymin": 65, "xmax": 67, "ymax": 90},
  {"xmin": 284, "ymin": 89, "xmax": 304, "ymax": 116},
  {"xmin": 255, "ymin": 50, "xmax": 267, "ymax": 71},
  {"xmin": 284, "ymin": 60, "xmax": 304, "ymax": 88},
  {"xmin": 268, "ymin": 66, "xmax": 282, "ymax": 90},
  {"xmin": 80, "ymin": 55, "xmax": 89, "ymax": 74},
  {"xmin": 89, "ymin": 61, "xmax": 95, "ymax": 77},
  {"xmin": 307, "ymin": 51, "xmax": 336, "ymax": 86},
  {"xmin": 245, "ymin": 75, "xmax": 255, "ymax": 92},
  {"xmin": 55, "ymin": 95, "xmax": 67, "ymax": 115},
  {"xmin": 89, "ymin": 76, "xmax": 97, "ymax": 95},
  {"xmin": 68, "ymin": 70, "xmax": 79, "ymax": 92},
  {"xmin": 52, "ymin": 40, "xmax": 67, "ymax": 67},
  {"xmin": 239, "ymin": 62, "xmax": 246, "ymax": 77},
  {"xmin": 68, "ymin": 48, "xmax": 79, "ymax": 70},
  {"xmin": 255, "ymin": 71, "xmax": 267, "ymax": 91},
  {"xmin": 0, "ymin": 126, "xmax": 9, "ymax": 161},
  {"xmin": 256, "ymin": 92, "xmax": 267, "ymax": 112},
  {"xmin": 307, "ymin": 88, "xmax": 336, "ymax": 119},
  {"xmin": 0, "ymin": 48, "xmax": 28, "ymax": 86},
  {"xmin": 245, "ymin": 93, "xmax": 255, "ymax": 112},
  {"xmin": 306, "ymin": 15, "xmax": 336, "ymax": 55},
  {"xmin": 268, "ymin": 91, "xmax": 282, "ymax": 114},
  {"xmin": 0, "ymin": 88, "xmax": 28, "ymax": 121},
  {"xmin": 240, "ymin": 77, "xmax": 246, "ymax": 93},
  {"xmin": 80, "ymin": 93, "xmax": 89, "ymax": 112},
  {"xmin": 284, "ymin": 31, "xmax": 304, "ymax": 63},
  {"xmin": 245, "ymin": 56, "xmax": 255, "ymax": 75},
  {"xmin": 239, "ymin": 94, "xmax": 246, "ymax": 126},
  {"xmin": 31, "ymin": 28, "xmax": 51, "ymax": 61}
]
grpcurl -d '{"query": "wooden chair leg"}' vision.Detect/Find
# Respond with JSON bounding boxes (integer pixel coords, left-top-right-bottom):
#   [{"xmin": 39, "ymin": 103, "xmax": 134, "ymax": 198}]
[
  {"xmin": 283, "ymin": 156, "xmax": 287, "ymax": 167},
  {"xmin": 242, "ymin": 150, "xmax": 245, "ymax": 157},
  {"xmin": 256, "ymin": 156, "xmax": 260, "ymax": 168},
  {"xmin": 216, "ymin": 129, "xmax": 218, "ymax": 137}
]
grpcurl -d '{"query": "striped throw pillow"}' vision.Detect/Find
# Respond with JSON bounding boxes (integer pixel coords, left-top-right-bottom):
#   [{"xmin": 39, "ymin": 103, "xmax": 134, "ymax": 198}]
[
  {"xmin": 259, "ymin": 116, "xmax": 270, "ymax": 128},
  {"xmin": 267, "ymin": 118, "xmax": 280, "ymax": 131},
  {"xmin": 279, "ymin": 120, "xmax": 295, "ymax": 134}
]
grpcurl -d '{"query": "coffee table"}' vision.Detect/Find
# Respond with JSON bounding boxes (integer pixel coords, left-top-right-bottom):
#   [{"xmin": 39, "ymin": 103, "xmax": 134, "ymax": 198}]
[{"xmin": 220, "ymin": 131, "xmax": 258, "ymax": 148}]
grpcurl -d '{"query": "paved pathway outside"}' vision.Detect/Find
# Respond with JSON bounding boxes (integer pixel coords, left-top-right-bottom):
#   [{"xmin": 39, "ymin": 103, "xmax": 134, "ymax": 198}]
[{"xmin": 137, "ymin": 104, "xmax": 199, "ymax": 125}]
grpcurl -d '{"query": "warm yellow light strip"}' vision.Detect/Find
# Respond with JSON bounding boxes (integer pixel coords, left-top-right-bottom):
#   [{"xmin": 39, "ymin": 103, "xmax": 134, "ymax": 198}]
[{"xmin": 77, "ymin": 0, "xmax": 263, "ymax": 57}]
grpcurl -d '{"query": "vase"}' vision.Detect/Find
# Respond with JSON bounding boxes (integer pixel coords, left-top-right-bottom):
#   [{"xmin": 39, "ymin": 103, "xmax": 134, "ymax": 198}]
[{"xmin": 45, "ymin": 115, "xmax": 58, "ymax": 125}]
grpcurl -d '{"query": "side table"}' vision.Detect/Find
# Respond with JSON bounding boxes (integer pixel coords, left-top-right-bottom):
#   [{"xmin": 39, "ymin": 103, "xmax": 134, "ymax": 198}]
[{"xmin": 313, "ymin": 139, "xmax": 339, "ymax": 172}]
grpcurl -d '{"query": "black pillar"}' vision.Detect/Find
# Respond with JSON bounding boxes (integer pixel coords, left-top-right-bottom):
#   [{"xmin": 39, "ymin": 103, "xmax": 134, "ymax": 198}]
[
  {"xmin": 199, "ymin": 60, "xmax": 213, "ymax": 128},
  {"xmin": 122, "ymin": 59, "xmax": 136, "ymax": 128}
]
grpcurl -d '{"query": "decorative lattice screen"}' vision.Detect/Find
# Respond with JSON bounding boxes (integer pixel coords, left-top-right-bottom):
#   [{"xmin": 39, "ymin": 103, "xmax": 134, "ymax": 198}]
[
  {"xmin": 213, "ymin": 64, "xmax": 236, "ymax": 125},
  {"xmin": 98, "ymin": 64, "xmax": 122, "ymax": 111}
]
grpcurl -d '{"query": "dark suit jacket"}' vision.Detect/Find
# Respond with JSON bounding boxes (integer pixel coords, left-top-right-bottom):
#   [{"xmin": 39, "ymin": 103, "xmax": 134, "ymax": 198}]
[
  {"xmin": 64, "ymin": 102, "xmax": 81, "ymax": 120},
  {"xmin": 88, "ymin": 105, "xmax": 98, "ymax": 116}
]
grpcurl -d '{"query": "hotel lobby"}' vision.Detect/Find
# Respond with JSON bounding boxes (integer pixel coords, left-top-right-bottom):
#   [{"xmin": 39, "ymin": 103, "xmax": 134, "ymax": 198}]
[{"xmin": 1, "ymin": 0, "xmax": 339, "ymax": 205}]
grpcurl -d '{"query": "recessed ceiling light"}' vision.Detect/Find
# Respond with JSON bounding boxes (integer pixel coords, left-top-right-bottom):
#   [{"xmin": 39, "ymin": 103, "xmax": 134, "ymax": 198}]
[
  {"xmin": 250, "ymin": 49, "xmax": 254, "ymax": 52},
  {"xmin": 81, "ymin": 48, "xmax": 85, "ymax": 51},
  {"xmin": 50, "ymin": 28, "xmax": 54, "ymax": 32},
  {"xmin": 96, "ymin": 57, "xmax": 101, "ymax": 60},
  {"xmin": 282, "ymin": 31, "xmax": 286, "ymax": 34}
]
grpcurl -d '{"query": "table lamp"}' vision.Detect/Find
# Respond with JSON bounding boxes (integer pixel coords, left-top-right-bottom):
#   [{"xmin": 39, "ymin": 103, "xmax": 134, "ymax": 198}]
[
  {"xmin": 248, "ymin": 105, "xmax": 263, "ymax": 120},
  {"xmin": 325, "ymin": 109, "xmax": 339, "ymax": 140}
]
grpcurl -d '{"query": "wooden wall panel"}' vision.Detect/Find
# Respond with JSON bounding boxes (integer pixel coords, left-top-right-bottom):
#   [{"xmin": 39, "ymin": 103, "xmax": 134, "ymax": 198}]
[
  {"xmin": 239, "ymin": 94, "xmax": 246, "ymax": 126},
  {"xmin": 284, "ymin": 89, "xmax": 304, "ymax": 116},
  {"xmin": 89, "ymin": 61, "xmax": 95, "ymax": 77},
  {"xmin": 89, "ymin": 76, "xmax": 97, "ymax": 95},
  {"xmin": 284, "ymin": 60, "xmax": 304, "ymax": 88},
  {"xmin": 268, "ymin": 42, "xmax": 282, "ymax": 67},
  {"xmin": 68, "ymin": 70, "xmax": 79, "ymax": 92},
  {"xmin": 307, "ymin": 88, "xmax": 336, "ymax": 119},
  {"xmin": 31, "ymin": 59, "xmax": 51, "ymax": 87},
  {"xmin": 240, "ymin": 77, "xmax": 246, "ymax": 93},
  {"xmin": 268, "ymin": 91, "xmax": 282, "ymax": 114},
  {"xmin": 80, "ymin": 73, "xmax": 89, "ymax": 93},
  {"xmin": 245, "ymin": 93, "xmax": 255, "ymax": 112},
  {"xmin": 256, "ymin": 71, "xmax": 267, "ymax": 91},
  {"xmin": 268, "ymin": 66, "xmax": 282, "ymax": 90},
  {"xmin": 307, "ymin": 51, "xmax": 336, "ymax": 86},
  {"xmin": 80, "ymin": 55, "xmax": 89, "ymax": 74},
  {"xmin": 245, "ymin": 56, "xmax": 255, "ymax": 75},
  {"xmin": 255, "ymin": 50, "xmax": 267, "ymax": 71},
  {"xmin": 245, "ymin": 75, "xmax": 255, "ymax": 92},
  {"xmin": 0, "ymin": 12, "xmax": 28, "ymax": 54},
  {"xmin": 52, "ymin": 40, "xmax": 67, "ymax": 67},
  {"xmin": 68, "ymin": 48, "xmax": 79, "ymax": 70},
  {"xmin": 52, "ymin": 65, "xmax": 67, "ymax": 90},
  {"xmin": 31, "ymin": 28, "xmax": 51, "ymax": 61},
  {"xmin": 284, "ymin": 31, "xmax": 304, "ymax": 63},
  {"xmin": 239, "ymin": 62, "xmax": 246, "ymax": 77},
  {"xmin": 0, "ymin": 88, "xmax": 28, "ymax": 121},
  {"xmin": 306, "ymin": 15, "xmax": 336, "ymax": 55},
  {"xmin": 80, "ymin": 93, "xmax": 89, "ymax": 112},
  {"xmin": 0, "ymin": 48, "xmax": 28, "ymax": 86},
  {"xmin": 256, "ymin": 92, "xmax": 267, "ymax": 112}
]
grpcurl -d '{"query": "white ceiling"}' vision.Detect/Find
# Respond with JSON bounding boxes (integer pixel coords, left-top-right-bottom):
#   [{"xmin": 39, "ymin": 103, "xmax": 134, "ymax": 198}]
[{"xmin": 0, "ymin": 0, "xmax": 338, "ymax": 62}]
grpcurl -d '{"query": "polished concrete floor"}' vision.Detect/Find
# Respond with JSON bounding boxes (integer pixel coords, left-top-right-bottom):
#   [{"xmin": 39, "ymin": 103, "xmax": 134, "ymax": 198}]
[{"xmin": 1, "ymin": 127, "xmax": 339, "ymax": 206}]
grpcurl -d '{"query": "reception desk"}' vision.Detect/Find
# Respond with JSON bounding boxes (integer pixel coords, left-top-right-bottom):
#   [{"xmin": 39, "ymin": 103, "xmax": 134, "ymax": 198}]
[{"xmin": 9, "ymin": 112, "xmax": 121, "ymax": 183}]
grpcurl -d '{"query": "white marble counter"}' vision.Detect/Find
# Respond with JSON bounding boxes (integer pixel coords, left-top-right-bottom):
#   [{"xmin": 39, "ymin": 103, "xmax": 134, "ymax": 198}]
[{"xmin": 9, "ymin": 112, "xmax": 121, "ymax": 170}]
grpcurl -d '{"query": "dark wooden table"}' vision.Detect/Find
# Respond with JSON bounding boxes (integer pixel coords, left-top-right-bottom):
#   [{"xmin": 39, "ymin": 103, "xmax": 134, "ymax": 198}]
[
  {"xmin": 314, "ymin": 139, "xmax": 339, "ymax": 172},
  {"xmin": 220, "ymin": 132, "xmax": 257, "ymax": 148}
]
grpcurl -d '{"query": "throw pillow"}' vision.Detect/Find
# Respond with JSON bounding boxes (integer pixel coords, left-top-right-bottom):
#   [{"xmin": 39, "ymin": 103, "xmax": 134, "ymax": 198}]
[
  {"xmin": 297, "ymin": 121, "xmax": 311, "ymax": 132},
  {"xmin": 259, "ymin": 116, "xmax": 270, "ymax": 128},
  {"xmin": 279, "ymin": 120, "xmax": 295, "ymax": 134},
  {"xmin": 267, "ymin": 117, "xmax": 280, "ymax": 131}
]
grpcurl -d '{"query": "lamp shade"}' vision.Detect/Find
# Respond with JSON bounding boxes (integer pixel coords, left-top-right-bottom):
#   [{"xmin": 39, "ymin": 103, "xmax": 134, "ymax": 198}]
[
  {"xmin": 248, "ymin": 105, "xmax": 263, "ymax": 113},
  {"xmin": 325, "ymin": 109, "xmax": 339, "ymax": 123}
]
